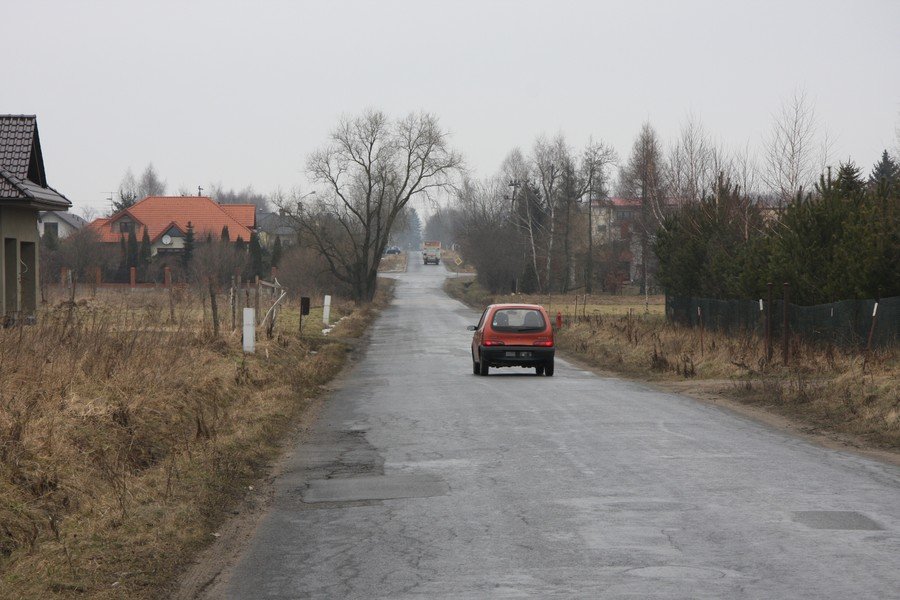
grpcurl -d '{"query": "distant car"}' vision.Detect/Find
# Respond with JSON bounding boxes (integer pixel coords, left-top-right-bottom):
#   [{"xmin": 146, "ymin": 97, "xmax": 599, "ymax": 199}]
[
  {"xmin": 385, "ymin": 246, "xmax": 401, "ymax": 255},
  {"xmin": 468, "ymin": 304, "xmax": 555, "ymax": 376}
]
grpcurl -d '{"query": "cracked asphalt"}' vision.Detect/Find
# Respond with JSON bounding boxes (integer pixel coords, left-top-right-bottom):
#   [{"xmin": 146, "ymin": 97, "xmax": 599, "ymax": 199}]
[{"xmin": 222, "ymin": 259, "xmax": 900, "ymax": 599}]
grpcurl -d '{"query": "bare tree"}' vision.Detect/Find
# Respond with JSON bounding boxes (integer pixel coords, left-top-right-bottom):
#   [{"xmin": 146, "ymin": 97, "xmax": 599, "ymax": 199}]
[
  {"xmin": 78, "ymin": 205, "xmax": 98, "ymax": 222},
  {"xmin": 732, "ymin": 141, "xmax": 761, "ymax": 201},
  {"xmin": 113, "ymin": 168, "xmax": 139, "ymax": 213},
  {"xmin": 621, "ymin": 122, "xmax": 666, "ymax": 294},
  {"xmin": 210, "ymin": 184, "xmax": 270, "ymax": 211},
  {"xmin": 531, "ymin": 134, "xmax": 567, "ymax": 292},
  {"xmin": 454, "ymin": 177, "xmax": 523, "ymax": 292},
  {"xmin": 763, "ymin": 90, "xmax": 820, "ymax": 206},
  {"xmin": 502, "ymin": 148, "xmax": 541, "ymax": 291},
  {"xmin": 666, "ymin": 114, "xmax": 713, "ymax": 206},
  {"xmin": 280, "ymin": 110, "xmax": 461, "ymax": 302},
  {"xmin": 137, "ymin": 163, "xmax": 167, "ymax": 198},
  {"xmin": 579, "ymin": 140, "xmax": 617, "ymax": 293}
]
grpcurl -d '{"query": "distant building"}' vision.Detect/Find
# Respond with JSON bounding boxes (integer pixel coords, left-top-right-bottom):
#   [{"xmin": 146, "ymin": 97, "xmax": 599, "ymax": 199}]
[
  {"xmin": 1, "ymin": 115, "xmax": 72, "ymax": 321},
  {"xmin": 88, "ymin": 196, "xmax": 256, "ymax": 256},
  {"xmin": 256, "ymin": 211, "xmax": 296, "ymax": 248},
  {"xmin": 39, "ymin": 210, "xmax": 86, "ymax": 239},
  {"xmin": 590, "ymin": 197, "xmax": 643, "ymax": 243}
]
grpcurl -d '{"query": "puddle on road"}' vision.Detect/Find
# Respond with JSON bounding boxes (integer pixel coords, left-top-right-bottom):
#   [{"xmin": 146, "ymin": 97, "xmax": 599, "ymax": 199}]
[
  {"xmin": 792, "ymin": 511, "xmax": 883, "ymax": 530},
  {"xmin": 302, "ymin": 474, "xmax": 449, "ymax": 503}
]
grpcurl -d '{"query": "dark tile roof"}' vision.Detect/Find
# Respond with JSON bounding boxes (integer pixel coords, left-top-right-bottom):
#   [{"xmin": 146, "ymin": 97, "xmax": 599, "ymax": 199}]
[
  {"xmin": 257, "ymin": 211, "xmax": 296, "ymax": 236},
  {"xmin": 0, "ymin": 115, "xmax": 70, "ymax": 210},
  {"xmin": 0, "ymin": 115, "xmax": 38, "ymax": 182},
  {"xmin": 40, "ymin": 210, "xmax": 87, "ymax": 228}
]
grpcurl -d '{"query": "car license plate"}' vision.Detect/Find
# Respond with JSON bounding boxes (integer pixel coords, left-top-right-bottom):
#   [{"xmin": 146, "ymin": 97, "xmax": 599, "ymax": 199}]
[
  {"xmin": 506, "ymin": 351, "xmax": 532, "ymax": 358},
  {"xmin": 505, "ymin": 351, "xmax": 516, "ymax": 357},
  {"xmin": 520, "ymin": 351, "xmax": 532, "ymax": 357}
]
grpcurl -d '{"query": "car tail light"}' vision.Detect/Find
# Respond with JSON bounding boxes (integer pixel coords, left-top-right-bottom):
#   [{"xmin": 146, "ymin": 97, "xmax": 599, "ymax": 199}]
[
  {"xmin": 533, "ymin": 338, "xmax": 554, "ymax": 347},
  {"xmin": 483, "ymin": 339, "xmax": 505, "ymax": 346}
]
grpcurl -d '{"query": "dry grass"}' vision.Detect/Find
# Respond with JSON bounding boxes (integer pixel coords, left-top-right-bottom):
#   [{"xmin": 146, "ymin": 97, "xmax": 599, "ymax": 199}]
[
  {"xmin": 0, "ymin": 281, "xmax": 393, "ymax": 599},
  {"xmin": 446, "ymin": 278, "xmax": 900, "ymax": 450},
  {"xmin": 440, "ymin": 249, "xmax": 475, "ymax": 274},
  {"xmin": 377, "ymin": 252, "xmax": 408, "ymax": 273}
]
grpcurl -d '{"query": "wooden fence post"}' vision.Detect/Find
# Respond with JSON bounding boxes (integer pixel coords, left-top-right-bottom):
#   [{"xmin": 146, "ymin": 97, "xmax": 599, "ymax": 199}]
[
  {"xmin": 209, "ymin": 278, "xmax": 219, "ymax": 337},
  {"xmin": 254, "ymin": 276, "xmax": 260, "ymax": 325},
  {"xmin": 230, "ymin": 276, "xmax": 236, "ymax": 331}
]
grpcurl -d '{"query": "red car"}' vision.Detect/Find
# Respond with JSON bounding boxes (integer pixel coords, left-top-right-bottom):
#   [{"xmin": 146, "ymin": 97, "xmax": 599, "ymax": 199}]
[{"xmin": 468, "ymin": 304, "xmax": 555, "ymax": 376}]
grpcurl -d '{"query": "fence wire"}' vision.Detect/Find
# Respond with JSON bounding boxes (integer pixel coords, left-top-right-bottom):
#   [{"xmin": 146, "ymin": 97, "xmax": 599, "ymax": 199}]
[{"xmin": 666, "ymin": 295, "xmax": 899, "ymax": 348}]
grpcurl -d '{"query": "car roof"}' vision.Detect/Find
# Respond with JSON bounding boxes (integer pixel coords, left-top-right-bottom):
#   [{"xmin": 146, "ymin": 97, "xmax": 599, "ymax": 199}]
[{"xmin": 488, "ymin": 303, "xmax": 546, "ymax": 311}]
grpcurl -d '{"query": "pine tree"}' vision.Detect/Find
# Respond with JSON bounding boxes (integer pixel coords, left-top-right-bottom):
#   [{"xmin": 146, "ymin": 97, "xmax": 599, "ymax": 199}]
[
  {"xmin": 126, "ymin": 231, "xmax": 140, "ymax": 269},
  {"xmin": 248, "ymin": 232, "xmax": 263, "ymax": 278},
  {"xmin": 139, "ymin": 227, "xmax": 152, "ymax": 271},
  {"xmin": 869, "ymin": 150, "xmax": 899, "ymax": 194},
  {"xmin": 182, "ymin": 221, "xmax": 195, "ymax": 268},
  {"xmin": 271, "ymin": 236, "xmax": 283, "ymax": 268},
  {"xmin": 234, "ymin": 235, "xmax": 246, "ymax": 253},
  {"xmin": 834, "ymin": 161, "xmax": 864, "ymax": 196},
  {"xmin": 42, "ymin": 226, "xmax": 59, "ymax": 251},
  {"xmin": 220, "ymin": 225, "xmax": 230, "ymax": 243},
  {"xmin": 205, "ymin": 232, "xmax": 213, "ymax": 244},
  {"xmin": 119, "ymin": 235, "xmax": 128, "ymax": 272}
]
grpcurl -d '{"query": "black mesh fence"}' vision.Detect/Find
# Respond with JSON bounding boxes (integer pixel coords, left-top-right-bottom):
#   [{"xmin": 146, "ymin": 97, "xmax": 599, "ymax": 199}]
[{"xmin": 666, "ymin": 295, "xmax": 899, "ymax": 348}]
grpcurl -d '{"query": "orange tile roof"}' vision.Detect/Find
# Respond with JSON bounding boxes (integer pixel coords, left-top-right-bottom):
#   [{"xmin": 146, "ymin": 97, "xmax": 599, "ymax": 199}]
[
  {"xmin": 88, "ymin": 196, "xmax": 256, "ymax": 243},
  {"xmin": 221, "ymin": 204, "xmax": 256, "ymax": 228}
]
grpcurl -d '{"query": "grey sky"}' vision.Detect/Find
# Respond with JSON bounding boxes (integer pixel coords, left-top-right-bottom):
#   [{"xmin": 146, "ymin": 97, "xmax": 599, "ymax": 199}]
[{"xmin": 5, "ymin": 0, "xmax": 899, "ymax": 217}]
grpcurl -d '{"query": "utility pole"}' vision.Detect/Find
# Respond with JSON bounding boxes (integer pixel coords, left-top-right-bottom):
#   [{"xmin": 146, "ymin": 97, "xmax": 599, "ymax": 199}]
[
  {"xmin": 508, "ymin": 179, "xmax": 521, "ymax": 293},
  {"xmin": 585, "ymin": 168, "xmax": 594, "ymax": 295}
]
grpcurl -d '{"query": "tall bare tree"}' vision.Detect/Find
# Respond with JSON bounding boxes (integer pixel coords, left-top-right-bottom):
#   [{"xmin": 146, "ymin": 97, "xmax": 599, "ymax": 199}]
[
  {"xmin": 137, "ymin": 163, "xmax": 166, "ymax": 198},
  {"xmin": 579, "ymin": 140, "xmax": 617, "ymax": 293},
  {"xmin": 666, "ymin": 114, "xmax": 713, "ymax": 206},
  {"xmin": 502, "ymin": 148, "xmax": 541, "ymax": 291},
  {"xmin": 532, "ymin": 135, "xmax": 567, "ymax": 292},
  {"xmin": 621, "ymin": 122, "xmax": 666, "ymax": 293},
  {"xmin": 280, "ymin": 110, "xmax": 461, "ymax": 302},
  {"xmin": 763, "ymin": 90, "xmax": 820, "ymax": 206}
]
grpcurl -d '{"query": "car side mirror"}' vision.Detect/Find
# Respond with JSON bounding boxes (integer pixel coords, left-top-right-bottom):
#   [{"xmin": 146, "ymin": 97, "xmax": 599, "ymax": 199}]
[{"xmin": 466, "ymin": 325, "xmax": 477, "ymax": 331}]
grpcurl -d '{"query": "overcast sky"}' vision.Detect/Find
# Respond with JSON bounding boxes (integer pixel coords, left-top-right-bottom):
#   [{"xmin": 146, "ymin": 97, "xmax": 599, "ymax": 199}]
[{"xmin": 5, "ymin": 0, "xmax": 899, "ymax": 217}]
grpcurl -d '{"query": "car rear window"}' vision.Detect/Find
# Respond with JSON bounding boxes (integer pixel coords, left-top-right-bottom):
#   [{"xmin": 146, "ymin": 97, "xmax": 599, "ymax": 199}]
[{"xmin": 490, "ymin": 308, "xmax": 546, "ymax": 332}]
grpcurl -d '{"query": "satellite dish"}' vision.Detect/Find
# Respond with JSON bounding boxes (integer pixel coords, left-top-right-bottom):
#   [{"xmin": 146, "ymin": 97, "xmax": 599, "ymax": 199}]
[{"xmin": 162, "ymin": 235, "xmax": 172, "ymax": 245}]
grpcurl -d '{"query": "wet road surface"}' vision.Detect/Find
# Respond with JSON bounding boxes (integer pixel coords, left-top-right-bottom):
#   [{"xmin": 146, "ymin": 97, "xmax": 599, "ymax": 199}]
[{"xmin": 221, "ymin": 259, "xmax": 900, "ymax": 599}]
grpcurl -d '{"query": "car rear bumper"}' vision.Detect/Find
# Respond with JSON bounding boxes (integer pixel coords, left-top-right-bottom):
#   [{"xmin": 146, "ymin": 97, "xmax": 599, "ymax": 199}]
[{"xmin": 480, "ymin": 346, "xmax": 554, "ymax": 367}]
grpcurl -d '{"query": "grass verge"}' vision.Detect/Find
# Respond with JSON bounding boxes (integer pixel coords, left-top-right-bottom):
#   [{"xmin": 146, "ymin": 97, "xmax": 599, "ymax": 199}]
[
  {"xmin": 446, "ymin": 277, "xmax": 899, "ymax": 451},
  {"xmin": 0, "ymin": 281, "xmax": 393, "ymax": 599}
]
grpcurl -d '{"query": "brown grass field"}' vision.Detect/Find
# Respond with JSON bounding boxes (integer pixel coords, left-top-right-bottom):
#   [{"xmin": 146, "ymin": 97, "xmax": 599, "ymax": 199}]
[
  {"xmin": 446, "ymin": 277, "xmax": 899, "ymax": 451},
  {"xmin": 0, "ymin": 282, "xmax": 391, "ymax": 599}
]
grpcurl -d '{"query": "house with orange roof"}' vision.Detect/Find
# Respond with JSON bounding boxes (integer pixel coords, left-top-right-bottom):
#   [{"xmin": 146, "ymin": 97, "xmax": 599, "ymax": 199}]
[{"xmin": 88, "ymin": 196, "xmax": 256, "ymax": 256}]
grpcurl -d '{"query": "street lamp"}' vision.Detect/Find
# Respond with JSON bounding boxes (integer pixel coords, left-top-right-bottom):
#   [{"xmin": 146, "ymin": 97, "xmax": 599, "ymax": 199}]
[{"xmin": 294, "ymin": 190, "xmax": 316, "ymax": 210}]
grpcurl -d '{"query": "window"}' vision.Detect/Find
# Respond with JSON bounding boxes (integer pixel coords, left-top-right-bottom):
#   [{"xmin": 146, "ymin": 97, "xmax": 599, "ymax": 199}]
[
  {"xmin": 490, "ymin": 309, "xmax": 546, "ymax": 332},
  {"xmin": 476, "ymin": 309, "xmax": 488, "ymax": 330},
  {"xmin": 43, "ymin": 222, "xmax": 58, "ymax": 238},
  {"xmin": 119, "ymin": 221, "xmax": 135, "ymax": 235}
]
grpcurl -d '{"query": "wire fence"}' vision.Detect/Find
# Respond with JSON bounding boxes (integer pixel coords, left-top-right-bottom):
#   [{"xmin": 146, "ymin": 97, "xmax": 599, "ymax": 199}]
[{"xmin": 666, "ymin": 294, "xmax": 899, "ymax": 348}]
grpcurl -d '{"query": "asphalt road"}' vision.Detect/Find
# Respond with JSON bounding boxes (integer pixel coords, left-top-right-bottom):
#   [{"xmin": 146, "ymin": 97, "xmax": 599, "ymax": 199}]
[{"xmin": 222, "ymin": 258, "xmax": 900, "ymax": 599}]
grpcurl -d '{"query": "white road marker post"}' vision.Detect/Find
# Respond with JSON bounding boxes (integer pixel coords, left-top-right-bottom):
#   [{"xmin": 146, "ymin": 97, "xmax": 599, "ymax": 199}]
[
  {"xmin": 323, "ymin": 294, "xmax": 332, "ymax": 326},
  {"xmin": 243, "ymin": 307, "xmax": 256, "ymax": 353}
]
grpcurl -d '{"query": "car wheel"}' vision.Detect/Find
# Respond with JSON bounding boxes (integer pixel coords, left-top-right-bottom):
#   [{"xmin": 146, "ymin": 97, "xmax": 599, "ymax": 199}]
[
  {"xmin": 479, "ymin": 360, "xmax": 489, "ymax": 376},
  {"xmin": 535, "ymin": 366, "xmax": 545, "ymax": 375},
  {"xmin": 544, "ymin": 361, "xmax": 554, "ymax": 377},
  {"xmin": 473, "ymin": 360, "xmax": 480, "ymax": 375}
]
